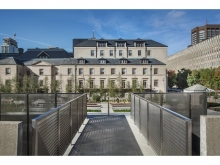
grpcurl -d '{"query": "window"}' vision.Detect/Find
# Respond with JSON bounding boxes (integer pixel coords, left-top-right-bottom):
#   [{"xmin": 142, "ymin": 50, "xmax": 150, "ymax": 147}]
[
  {"xmin": 122, "ymin": 68, "xmax": 126, "ymax": 75},
  {"xmin": 111, "ymin": 68, "xmax": 115, "ymax": 75},
  {"xmin": 100, "ymin": 68, "xmax": 104, "ymax": 75},
  {"xmin": 90, "ymin": 80, "xmax": 94, "ymax": 88},
  {"xmin": 143, "ymin": 68, "xmax": 147, "ymax": 75},
  {"xmin": 142, "ymin": 59, "xmax": 148, "ymax": 64},
  {"xmin": 110, "ymin": 50, "xmax": 113, "ymax": 56},
  {"xmin": 68, "ymin": 68, "xmax": 72, "ymax": 75},
  {"xmin": 117, "ymin": 42, "xmax": 124, "ymax": 47},
  {"xmin": 119, "ymin": 50, "xmax": 123, "ymax": 56},
  {"xmin": 122, "ymin": 80, "xmax": 126, "ymax": 89},
  {"xmin": 100, "ymin": 80, "xmax": 104, "ymax": 88},
  {"xmin": 129, "ymin": 50, "xmax": 132, "ymax": 56},
  {"xmin": 79, "ymin": 68, "xmax": 83, "ymax": 75},
  {"xmin": 111, "ymin": 80, "xmax": 115, "ymax": 86},
  {"xmin": 143, "ymin": 80, "xmax": 147, "ymax": 88},
  {"xmin": 78, "ymin": 60, "xmax": 85, "ymax": 64},
  {"xmin": 154, "ymin": 68, "xmax": 158, "ymax": 74},
  {"xmin": 98, "ymin": 42, "xmax": 106, "ymax": 47},
  {"xmin": 91, "ymin": 50, "xmax": 94, "ymax": 56},
  {"xmin": 136, "ymin": 42, "xmax": 143, "ymax": 47},
  {"xmin": 138, "ymin": 50, "xmax": 141, "ymax": 56},
  {"xmin": 120, "ymin": 60, "xmax": 127, "ymax": 64},
  {"xmin": 100, "ymin": 60, "xmax": 106, "ymax": 64},
  {"xmin": 39, "ymin": 69, "xmax": 43, "ymax": 75},
  {"xmin": 27, "ymin": 70, "xmax": 30, "ymax": 76},
  {"xmin": 79, "ymin": 80, "xmax": 83, "ymax": 88},
  {"xmin": 5, "ymin": 80, "xmax": 11, "ymax": 86},
  {"xmin": 132, "ymin": 68, "xmax": 136, "ymax": 75},
  {"xmin": 100, "ymin": 50, "xmax": 104, "ymax": 56},
  {"xmin": 154, "ymin": 80, "xmax": 158, "ymax": 87},
  {"xmin": 55, "ymin": 69, "xmax": 59, "ymax": 75},
  {"xmin": 90, "ymin": 68, "xmax": 94, "ymax": 75},
  {"xmin": 39, "ymin": 80, "xmax": 43, "ymax": 87},
  {"xmin": 147, "ymin": 50, "xmax": 151, "ymax": 56},
  {"xmin": 5, "ymin": 68, "xmax": 10, "ymax": 75}
]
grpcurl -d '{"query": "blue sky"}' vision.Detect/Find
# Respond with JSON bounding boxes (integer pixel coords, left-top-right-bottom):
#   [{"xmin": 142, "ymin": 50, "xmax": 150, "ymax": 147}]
[{"xmin": 0, "ymin": 9, "xmax": 220, "ymax": 55}]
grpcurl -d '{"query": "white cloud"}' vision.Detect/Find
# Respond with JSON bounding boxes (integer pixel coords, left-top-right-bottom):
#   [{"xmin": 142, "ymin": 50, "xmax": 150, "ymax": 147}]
[{"xmin": 167, "ymin": 10, "xmax": 185, "ymax": 19}]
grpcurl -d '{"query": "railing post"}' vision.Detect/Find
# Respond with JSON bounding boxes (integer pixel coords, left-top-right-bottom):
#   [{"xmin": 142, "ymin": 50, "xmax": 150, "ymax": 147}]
[
  {"xmin": 58, "ymin": 108, "xmax": 60, "ymax": 155},
  {"xmin": 32, "ymin": 120, "xmax": 38, "ymax": 155},
  {"xmin": 26, "ymin": 93, "xmax": 29, "ymax": 155},
  {"xmin": 108, "ymin": 96, "xmax": 109, "ymax": 117},
  {"xmin": 0, "ymin": 93, "xmax": 1, "ymax": 121},
  {"xmin": 160, "ymin": 107, "xmax": 163, "ymax": 156},
  {"xmin": 82, "ymin": 96, "xmax": 84, "ymax": 124},
  {"xmin": 55, "ymin": 93, "xmax": 57, "ymax": 108}
]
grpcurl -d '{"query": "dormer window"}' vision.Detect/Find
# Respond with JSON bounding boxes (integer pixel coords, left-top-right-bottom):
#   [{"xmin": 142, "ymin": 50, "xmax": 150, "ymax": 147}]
[
  {"xmin": 37, "ymin": 51, "xmax": 50, "ymax": 59},
  {"xmin": 117, "ymin": 42, "xmax": 125, "ymax": 47},
  {"xmin": 100, "ymin": 60, "xmax": 106, "ymax": 64},
  {"xmin": 136, "ymin": 42, "xmax": 144, "ymax": 47},
  {"xmin": 120, "ymin": 59, "xmax": 127, "ymax": 64},
  {"xmin": 141, "ymin": 59, "xmax": 148, "ymax": 64},
  {"xmin": 78, "ymin": 58, "xmax": 85, "ymax": 64},
  {"xmin": 98, "ymin": 42, "xmax": 106, "ymax": 47}
]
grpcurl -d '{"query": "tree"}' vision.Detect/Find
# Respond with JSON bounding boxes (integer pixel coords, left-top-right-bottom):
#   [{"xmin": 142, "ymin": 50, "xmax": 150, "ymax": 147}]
[
  {"xmin": 22, "ymin": 74, "xmax": 29, "ymax": 92},
  {"xmin": 139, "ymin": 80, "xmax": 144, "ymax": 93},
  {"xmin": 0, "ymin": 76, "xmax": 4, "ymax": 92},
  {"xmin": 168, "ymin": 70, "xmax": 176, "ymax": 88},
  {"xmin": 199, "ymin": 68, "xmax": 215, "ymax": 89},
  {"xmin": 187, "ymin": 70, "xmax": 200, "ymax": 87},
  {"xmin": 132, "ymin": 79, "xmax": 139, "ymax": 93},
  {"xmin": 4, "ymin": 79, "xmax": 12, "ymax": 93},
  {"xmin": 212, "ymin": 66, "xmax": 220, "ymax": 90},
  {"xmin": 116, "ymin": 72, "xmax": 123, "ymax": 98},
  {"xmin": 176, "ymin": 68, "xmax": 191, "ymax": 89},
  {"xmin": 29, "ymin": 74, "xmax": 36, "ymax": 93},
  {"xmin": 11, "ymin": 75, "xmax": 20, "ymax": 93},
  {"xmin": 43, "ymin": 76, "xmax": 49, "ymax": 93},
  {"xmin": 107, "ymin": 77, "xmax": 115, "ymax": 97}
]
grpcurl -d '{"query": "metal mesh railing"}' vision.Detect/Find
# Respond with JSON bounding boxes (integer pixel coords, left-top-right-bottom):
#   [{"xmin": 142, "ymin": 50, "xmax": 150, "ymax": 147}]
[
  {"xmin": 32, "ymin": 93, "xmax": 87, "ymax": 156},
  {"xmin": 0, "ymin": 92, "xmax": 85, "ymax": 155},
  {"xmin": 135, "ymin": 92, "xmax": 207, "ymax": 138},
  {"xmin": 131, "ymin": 94, "xmax": 192, "ymax": 156}
]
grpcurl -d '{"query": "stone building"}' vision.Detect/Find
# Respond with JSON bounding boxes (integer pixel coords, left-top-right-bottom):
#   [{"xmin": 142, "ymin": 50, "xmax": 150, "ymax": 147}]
[{"xmin": 0, "ymin": 37, "xmax": 168, "ymax": 93}]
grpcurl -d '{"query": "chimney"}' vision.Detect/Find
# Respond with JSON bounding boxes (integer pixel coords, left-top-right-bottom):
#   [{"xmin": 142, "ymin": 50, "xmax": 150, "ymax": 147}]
[{"xmin": 18, "ymin": 48, "xmax": 24, "ymax": 55}]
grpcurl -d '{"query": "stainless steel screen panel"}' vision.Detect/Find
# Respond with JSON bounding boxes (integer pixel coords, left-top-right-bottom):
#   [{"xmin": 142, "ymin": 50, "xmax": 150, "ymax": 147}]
[
  {"xmin": 130, "ymin": 94, "xmax": 134, "ymax": 119},
  {"xmin": 162, "ymin": 93, "xmax": 190, "ymax": 118},
  {"xmin": 140, "ymin": 98, "xmax": 148, "ymax": 140},
  {"xmin": 148, "ymin": 103, "xmax": 161, "ymax": 155},
  {"xmin": 162, "ymin": 107, "xmax": 192, "ymax": 155},
  {"xmin": 190, "ymin": 92, "xmax": 207, "ymax": 137},
  {"xmin": 134, "ymin": 96, "xmax": 140, "ymax": 127}
]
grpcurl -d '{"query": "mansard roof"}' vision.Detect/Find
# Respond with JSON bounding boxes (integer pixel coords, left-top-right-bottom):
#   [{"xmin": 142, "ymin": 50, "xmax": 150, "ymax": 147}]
[
  {"xmin": 0, "ymin": 57, "xmax": 23, "ymax": 65},
  {"xmin": 20, "ymin": 58, "xmax": 165, "ymax": 66},
  {"xmin": 73, "ymin": 38, "xmax": 167, "ymax": 47},
  {"xmin": 19, "ymin": 48, "xmax": 71, "ymax": 59}
]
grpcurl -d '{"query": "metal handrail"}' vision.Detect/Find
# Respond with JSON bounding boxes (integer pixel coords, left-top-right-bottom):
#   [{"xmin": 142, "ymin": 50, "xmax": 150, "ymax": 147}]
[{"xmin": 32, "ymin": 93, "xmax": 87, "ymax": 155}]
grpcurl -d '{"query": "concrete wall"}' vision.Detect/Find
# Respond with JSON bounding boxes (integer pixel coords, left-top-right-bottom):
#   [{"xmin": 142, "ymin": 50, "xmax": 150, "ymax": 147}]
[
  {"xmin": 200, "ymin": 115, "xmax": 220, "ymax": 156},
  {"xmin": 0, "ymin": 121, "xmax": 23, "ymax": 156}
]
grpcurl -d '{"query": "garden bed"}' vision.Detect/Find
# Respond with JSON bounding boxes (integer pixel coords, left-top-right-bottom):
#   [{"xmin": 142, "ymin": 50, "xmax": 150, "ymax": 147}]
[
  {"xmin": 87, "ymin": 109, "xmax": 101, "ymax": 112},
  {"xmin": 113, "ymin": 109, "xmax": 131, "ymax": 112}
]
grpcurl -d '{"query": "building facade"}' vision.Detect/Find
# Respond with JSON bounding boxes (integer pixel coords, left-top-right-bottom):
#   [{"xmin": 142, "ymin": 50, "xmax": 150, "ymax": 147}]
[
  {"xmin": 191, "ymin": 24, "xmax": 220, "ymax": 45},
  {"xmin": 168, "ymin": 34, "xmax": 220, "ymax": 71},
  {"xmin": 0, "ymin": 38, "xmax": 168, "ymax": 94}
]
